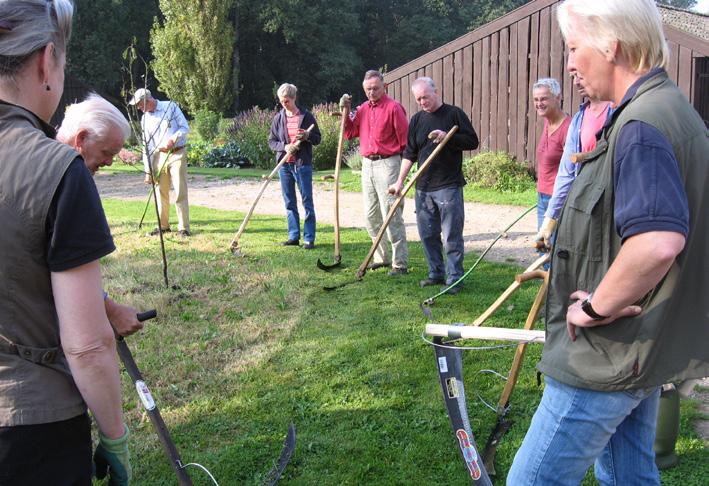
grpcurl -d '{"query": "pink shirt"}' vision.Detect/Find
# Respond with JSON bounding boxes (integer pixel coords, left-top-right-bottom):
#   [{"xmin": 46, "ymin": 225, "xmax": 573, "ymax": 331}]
[
  {"xmin": 344, "ymin": 94, "xmax": 408, "ymax": 157},
  {"xmin": 536, "ymin": 116, "xmax": 571, "ymax": 195},
  {"xmin": 285, "ymin": 111, "xmax": 301, "ymax": 162},
  {"xmin": 580, "ymin": 102, "xmax": 610, "ymax": 152}
]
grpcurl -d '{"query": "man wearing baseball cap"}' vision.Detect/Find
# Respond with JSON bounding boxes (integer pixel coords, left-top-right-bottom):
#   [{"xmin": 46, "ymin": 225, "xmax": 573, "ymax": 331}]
[{"xmin": 130, "ymin": 88, "xmax": 191, "ymax": 236}]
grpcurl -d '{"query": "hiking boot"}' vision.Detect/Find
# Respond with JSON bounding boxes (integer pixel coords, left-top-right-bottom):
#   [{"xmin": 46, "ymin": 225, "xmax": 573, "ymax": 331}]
[
  {"xmin": 177, "ymin": 230, "xmax": 191, "ymax": 237},
  {"xmin": 419, "ymin": 277, "xmax": 445, "ymax": 288},
  {"xmin": 148, "ymin": 227, "xmax": 170, "ymax": 236},
  {"xmin": 366, "ymin": 262, "xmax": 391, "ymax": 271},
  {"xmin": 282, "ymin": 239, "xmax": 300, "ymax": 246},
  {"xmin": 388, "ymin": 267, "xmax": 408, "ymax": 277},
  {"xmin": 303, "ymin": 242, "xmax": 315, "ymax": 250}
]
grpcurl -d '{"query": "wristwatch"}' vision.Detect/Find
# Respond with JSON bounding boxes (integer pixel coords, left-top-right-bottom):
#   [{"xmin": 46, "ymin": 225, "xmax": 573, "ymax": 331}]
[{"xmin": 581, "ymin": 293, "xmax": 609, "ymax": 321}]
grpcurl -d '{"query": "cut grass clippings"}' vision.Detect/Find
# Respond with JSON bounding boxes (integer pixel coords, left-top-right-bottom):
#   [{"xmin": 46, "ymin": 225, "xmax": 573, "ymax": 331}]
[{"xmin": 97, "ymin": 199, "xmax": 707, "ymax": 485}]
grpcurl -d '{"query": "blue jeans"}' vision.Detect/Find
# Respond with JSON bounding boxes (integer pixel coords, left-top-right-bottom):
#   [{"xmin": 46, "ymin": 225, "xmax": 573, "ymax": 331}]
[
  {"xmin": 507, "ymin": 376, "xmax": 661, "ymax": 486},
  {"xmin": 537, "ymin": 192, "xmax": 552, "ymax": 229},
  {"xmin": 279, "ymin": 163, "xmax": 315, "ymax": 243},
  {"xmin": 415, "ymin": 186, "xmax": 465, "ymax": 284}
]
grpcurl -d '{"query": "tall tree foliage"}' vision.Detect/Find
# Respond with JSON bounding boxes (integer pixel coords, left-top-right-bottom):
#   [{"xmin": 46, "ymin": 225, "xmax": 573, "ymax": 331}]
[
  {"xmin": 659, "ymin": 0, "xmax": 697, "ymax": 9},
  {"xmin": 150, "ymin": 0, "xmax": 234, "ymax": 114},
  {"xmin": 68, "ymin": 0, "xmax": 158, "ymax": 99}
]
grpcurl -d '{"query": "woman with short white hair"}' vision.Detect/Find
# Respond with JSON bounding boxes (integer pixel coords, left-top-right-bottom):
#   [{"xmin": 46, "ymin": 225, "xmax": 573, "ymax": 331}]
[{"xmin": 0, "ymin": 1, "xmax": 130, "ymax": 483}]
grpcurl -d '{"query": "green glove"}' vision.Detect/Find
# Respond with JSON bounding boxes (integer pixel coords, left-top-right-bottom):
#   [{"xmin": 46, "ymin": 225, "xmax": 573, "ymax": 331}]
[
  {"xmin": 339, "ymin": 93, "xmax": 351, "ymax": 110},
  {"xmin": 94, "ymin": 424, "xmax": 132, "ymax": 486}
]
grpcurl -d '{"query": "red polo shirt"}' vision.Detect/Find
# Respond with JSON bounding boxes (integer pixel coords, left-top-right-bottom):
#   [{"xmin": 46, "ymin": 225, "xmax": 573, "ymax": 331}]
[{"xmin": 344, "ymin": 94, "xmax": 408, "ymax": 158}]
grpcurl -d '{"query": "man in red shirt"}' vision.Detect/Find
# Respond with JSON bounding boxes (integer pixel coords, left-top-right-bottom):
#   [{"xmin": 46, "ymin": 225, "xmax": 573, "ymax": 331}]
[
  {"xmin": 532, "ymin": 78, "xmax": 570, "ymax": 249},
  {"xmin": 340, "ymin": 70, "xmax": 409, "ymax": 276}
]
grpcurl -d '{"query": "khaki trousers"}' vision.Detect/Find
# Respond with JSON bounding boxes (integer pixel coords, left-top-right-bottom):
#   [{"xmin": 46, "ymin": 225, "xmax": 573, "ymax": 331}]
[
  {"xmin": 361, "ymin": 155, "xmax": 408, "ymax": 269},
  {"xmin": 151, "ymin": 148, "xmax": 189, "ymax": 231}
]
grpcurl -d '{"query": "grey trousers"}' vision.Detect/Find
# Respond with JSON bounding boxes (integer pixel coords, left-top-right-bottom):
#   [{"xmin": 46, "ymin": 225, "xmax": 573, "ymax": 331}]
[
  {"xmin": 415, "ymin": 185, "xmax": 465, "ymax": 284},
  {"xmin": 361, "ymin": 155, "xmax": 408, "ymax": 269}
]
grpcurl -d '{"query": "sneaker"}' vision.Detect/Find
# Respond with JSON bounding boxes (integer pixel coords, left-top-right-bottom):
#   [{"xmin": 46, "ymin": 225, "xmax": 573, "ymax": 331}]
[
  {"xmin": 366, "ymin": 262, "xmax": 391, "ymax": 271},
  {"xmin": 282, "ymin": 239, "xmax": 300, "ymax": 246},
  {"xmin": 443, "ymin": 284, "xmax": 463, "ymax": 295},
  {"xmin": 148, "ymin": 227, "xmax": 170, "ymax": 236},
  {"xmin": 303, "ymin": 242, "xmax": 315, "ymax": 250},
  {"xmin": 387, "ymin": 267, "xmax": 408, "ymax": 277},
  {"xmin": 177, "ymin": 230, "xmax": 191, "ymax": 237},
  {"xmin": 419, "ymin": 277, "xmax": 445, "ymax": 288}
]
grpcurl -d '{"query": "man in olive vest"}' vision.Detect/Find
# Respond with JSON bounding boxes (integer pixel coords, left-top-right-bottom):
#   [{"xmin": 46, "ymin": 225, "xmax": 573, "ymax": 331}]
[{"xmin": 507, "ymin": 1, "xmax": 709, "ymax": 484}]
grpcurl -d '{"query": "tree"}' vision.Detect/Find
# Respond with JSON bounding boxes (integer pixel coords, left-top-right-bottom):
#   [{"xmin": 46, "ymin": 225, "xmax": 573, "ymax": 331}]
[
  {"xmin": 68, "ymin": 0, "xmax": 159, "ymax": 100},
  {"xmin": 151, "ymin": 0, "xmax": 234, "ymax": 114},
  {"xmin": 658, "ymin": 0, "xmax": 697, "ymax": 9}
]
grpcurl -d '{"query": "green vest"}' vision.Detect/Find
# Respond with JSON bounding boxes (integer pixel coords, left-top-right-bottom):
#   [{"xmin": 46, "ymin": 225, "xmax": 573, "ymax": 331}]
[
  {"xmin": 539, "ymin": 71, "xmax": 709, "ymax": 391},
  {"xmin": 0, "ymin": 102, "xmax": 87, "ymax": 425}
]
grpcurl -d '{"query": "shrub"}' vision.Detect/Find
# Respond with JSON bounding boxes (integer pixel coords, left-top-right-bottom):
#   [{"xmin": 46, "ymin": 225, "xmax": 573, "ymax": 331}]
[
  {"xmin": 218, "ymin": 117, "xmax": 234, "ymax": 139},
  {"xmin": 463, "ymin": 151, "xmax": 535, "ymax": 193},
  {"xmin": 193, "ymin": 109, "xmax": 221, "ymax": 142},
  {"xmin": 202, "ymin": 141, "xmax": 251, "ymax": 169},
  {"xmin": 226, "ymin": 107, "xmax": 276, "ymax": 169},
  {"xmin": 186, "ymin": 139, "xmax": 212, "ymax": 167},
  {"xmin": 311, "ymin": 103, "xmax": 352, "ymax": 171},
  {"xmin": 343, "ymin": 146, "xmax": 362, "ymax": 170}
]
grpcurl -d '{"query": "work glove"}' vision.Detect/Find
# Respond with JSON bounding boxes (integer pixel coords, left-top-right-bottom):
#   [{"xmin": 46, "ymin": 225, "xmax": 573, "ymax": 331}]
[
  {"xmin": 94, "ymin": 424, "xmax": 131, "ymax": 486},
  {"xmin": 339, "ymin": 94, "xmax": 351, "ymax": 110},
  {"xmin": 534, "ymin": 216, "xmax": 557, "ymax": 252}
]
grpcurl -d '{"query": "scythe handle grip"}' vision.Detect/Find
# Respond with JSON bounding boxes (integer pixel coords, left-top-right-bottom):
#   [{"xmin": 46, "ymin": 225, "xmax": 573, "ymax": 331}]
[{"xmin": 137, "ymin": 309, "xmax": 157, "ymax": 322}]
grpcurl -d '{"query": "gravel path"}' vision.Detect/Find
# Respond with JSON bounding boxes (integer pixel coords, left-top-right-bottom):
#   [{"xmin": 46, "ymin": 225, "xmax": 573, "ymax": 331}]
[{"xmin": 95, "ymin": 171, "xmax": 540, "ymax": 267}]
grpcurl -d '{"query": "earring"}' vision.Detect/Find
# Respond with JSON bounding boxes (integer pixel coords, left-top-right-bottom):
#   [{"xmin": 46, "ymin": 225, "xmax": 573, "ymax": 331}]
[{"xmin": 45, "ymin": 85, "xmax": 51, "ymax": 91}]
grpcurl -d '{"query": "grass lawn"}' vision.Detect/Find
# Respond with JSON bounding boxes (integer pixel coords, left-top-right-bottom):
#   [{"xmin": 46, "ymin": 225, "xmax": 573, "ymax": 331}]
[
  {"xmin": 106, "ymin": 164, "xmax": 538, "ymax": 206},
  {"xmin": 97, "ymin": 200, "xmax": 707, "ymax": 485}
]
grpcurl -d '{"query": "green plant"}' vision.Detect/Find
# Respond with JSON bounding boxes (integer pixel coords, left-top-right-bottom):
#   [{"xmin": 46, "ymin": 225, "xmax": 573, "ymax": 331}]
[
  {"xmin": 202, "ymin": 141, "xmax": 250, "ymax": 168},
  {"xmin": 186, "ymin": 139, "xmax": 212, "ymax": 167},
  {"xmin": 226, "ymin": 107, "xmax": 276, "ymax": 169},
  {"xmin": 463, "ymin": 151, "xmax": 535, "ymax": 193},
  {"xmin": 311, "ymin": 103, "xmax": 352, "ymax": 171},
  {"xmin": 193, "ymin": 109, "xmax": 221, "ymax": 141},
  {"xmin": 343, "ymin": 146, "xmax": 362, "ymax": 170}
]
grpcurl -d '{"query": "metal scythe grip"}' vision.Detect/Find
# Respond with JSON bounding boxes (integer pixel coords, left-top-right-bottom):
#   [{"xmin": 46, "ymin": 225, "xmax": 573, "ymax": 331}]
[{"xmin": 117, "ymin": 310, "xmax": 194, "ymax": 486}]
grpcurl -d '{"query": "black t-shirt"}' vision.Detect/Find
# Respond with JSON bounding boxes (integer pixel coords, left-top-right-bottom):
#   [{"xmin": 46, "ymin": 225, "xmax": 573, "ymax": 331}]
[
  {"xmin": 403, "ymin": 103, "xmax": 479, "ymax": 192},
  {"xmin": 46, "ymin": 157, "xmax": 115, "ymax": 271}
]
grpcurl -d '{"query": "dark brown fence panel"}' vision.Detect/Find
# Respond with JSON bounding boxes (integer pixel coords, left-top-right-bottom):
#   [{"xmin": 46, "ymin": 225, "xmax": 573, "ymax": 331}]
[
  {"xmin": 516, "ymin": 17, "xmax": 530, "ymax": 163},
  {"xmin": 490, "ymin": 31, "xmax": 500, "ymax": 151},
  {"xmin": 508, "ymin": 23, "xmax": 519, "ymax": 160},
  {"xmin": 480, "ymin": 36, "xmax": 491, "ymax": 151},
  {"xmin": 454, "ymin": 49, "xmax": 464, "ymax": 108},
  {"xmin": 463, "ymin": 45, "xmax": 473, "ymax": 123},
  {"xmin": 527, "ymin": 11, "xmax": 540, "ymax": 163},
  {"xmin": 498, "ymin": 27, "xmax": 510, "ymax": 152},
  {"xmin": 443, "ymin": 54, "xmax": 454, "ymax": 105},
  {"xmin": 472, "ymin": 41, "xmax": 483, "ymax": 146}
]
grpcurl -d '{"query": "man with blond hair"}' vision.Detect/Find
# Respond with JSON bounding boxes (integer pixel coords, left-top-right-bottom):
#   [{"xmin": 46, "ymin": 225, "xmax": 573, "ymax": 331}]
[
  {"xmin": 57, "ymin": 93, "xmax": 144, "ymax": 337},
  {"xmin": 508, "ymin": 1, "xmax": 708, "ymax": 484}
]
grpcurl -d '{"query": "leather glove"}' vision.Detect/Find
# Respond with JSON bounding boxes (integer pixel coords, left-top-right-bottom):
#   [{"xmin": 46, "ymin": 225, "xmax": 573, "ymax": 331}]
[
  {"xmin": 534, "ymin": 216, "xmax": 557, "ymax": 251},
  {"xmin": 339, "ymin": 94, "xmax": 351, "ymax": 110},
  {"xmin": 94, "ymin": 424, "xmax": 131, "ymax": 486},
  {"xmin": 295, "ymin": 129, "xmax": 309, "ymax": 142}
]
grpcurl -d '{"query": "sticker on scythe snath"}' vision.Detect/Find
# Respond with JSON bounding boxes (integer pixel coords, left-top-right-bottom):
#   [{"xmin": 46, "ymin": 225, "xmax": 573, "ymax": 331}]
[
  {"xmin": 136, "ymin": 380, "xmax": 156, "ymax": 411},
  {"xmin": 445, "ymin": 377, "xmax": 459, "ymax": 398},
  {"xmin": 456, "ymin": 429, "xmax": 482, "ymax": 480}
]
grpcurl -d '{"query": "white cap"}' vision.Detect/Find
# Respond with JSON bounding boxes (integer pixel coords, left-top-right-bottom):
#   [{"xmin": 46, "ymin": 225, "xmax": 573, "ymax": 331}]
[{"xmin": 129, "ymin": 88, "xmax": 152, "ymax": 105}]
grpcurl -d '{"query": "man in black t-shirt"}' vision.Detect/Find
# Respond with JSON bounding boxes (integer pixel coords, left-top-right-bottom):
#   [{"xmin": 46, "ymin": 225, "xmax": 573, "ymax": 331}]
[
  {"xmin": 57, "ymin": 94, "xmax": 144, "ymax": 336},
  {"xmin": 389, "ymin": 77, "xmax": 478, "ymax": 294}
]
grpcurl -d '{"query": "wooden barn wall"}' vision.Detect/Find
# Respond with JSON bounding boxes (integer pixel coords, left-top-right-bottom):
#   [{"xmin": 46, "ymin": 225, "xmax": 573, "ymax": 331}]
[{"xmin": 384, "ymin": 1, "xmax": 709, "ymax": 165}]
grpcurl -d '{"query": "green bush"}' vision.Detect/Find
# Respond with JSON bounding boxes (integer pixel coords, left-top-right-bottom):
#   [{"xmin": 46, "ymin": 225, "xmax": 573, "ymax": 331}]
[
  {"xmin": 218, "ymin": 117, "xmax": 234, "ymax": 139},
  {"xmin": 463, "ymin": 151, "xmax": 535, "ymax": 193},
  {"xmin": 193, "ymin": 109, "xmax": 221, "ymax": 141},
  {"xmin": 186, "ymin": 139, "xmax": 212, "ymax": 167},
  {"xmin": 311, "ymin": 103, "xmax": 352, "ymax": 171},
  {"xmin": 226, "ymin": 107, "xmax": 276, "ymax": 169},
  {"xmin": 202, "ymin": 141, "xmax": 250, "ymax": 168}
]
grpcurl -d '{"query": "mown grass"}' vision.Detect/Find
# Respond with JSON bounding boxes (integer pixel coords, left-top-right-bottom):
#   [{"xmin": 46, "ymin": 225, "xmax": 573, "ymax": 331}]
[{"xmin": 97, "ymin": 200, "xmax": 707, "ymax": 485}]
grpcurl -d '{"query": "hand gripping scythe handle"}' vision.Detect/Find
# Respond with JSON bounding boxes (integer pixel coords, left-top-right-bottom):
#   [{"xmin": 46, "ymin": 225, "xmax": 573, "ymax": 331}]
[
  {"xmin": 229, "ymin": 125, "xmax": 315, "ymax": 254},
  {"xmin": 116, "ymin": 310, "xmax": 194, "ymax": 485},
  {"xmin": 355, "ymin": 126, "xmax": 458, "ymax": 279}
]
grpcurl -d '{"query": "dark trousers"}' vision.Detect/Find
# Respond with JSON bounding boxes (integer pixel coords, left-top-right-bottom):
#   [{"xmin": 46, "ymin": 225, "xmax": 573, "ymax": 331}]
[
  {"xmin": 0, "ymin": 413, "xmax": 92, "ymax": 485},
  {"xmin": 415, "ymin": 185, "xmax": 465, "ymax": 284}
]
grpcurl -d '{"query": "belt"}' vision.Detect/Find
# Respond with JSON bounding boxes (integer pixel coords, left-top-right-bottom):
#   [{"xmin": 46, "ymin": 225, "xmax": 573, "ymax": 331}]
[{"xmin": 365, "ymin": 154, "xmax": 396, "ymax": 161}]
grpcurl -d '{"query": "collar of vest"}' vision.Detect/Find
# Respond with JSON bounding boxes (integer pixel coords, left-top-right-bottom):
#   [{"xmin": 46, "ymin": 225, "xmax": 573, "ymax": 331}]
[{"xmin": 0, "ymin": 100, "xmax": 57, "ymax": 138}]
